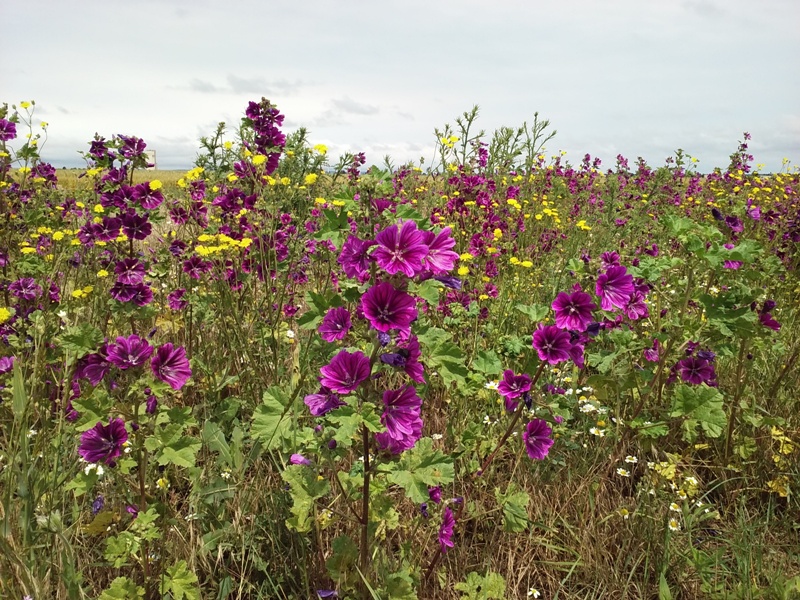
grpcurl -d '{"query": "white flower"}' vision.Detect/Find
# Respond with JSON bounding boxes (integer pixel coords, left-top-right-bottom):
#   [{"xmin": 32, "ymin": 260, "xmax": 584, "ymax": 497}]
[
  {"xmin": 580, "ymin": 403, "xmax": 597, "ymax": 413},
  {"xmin": 527, "ymin": 588, "xmax": 541, "ymax": 598},
  {"xmin": 616, "ymin": 468, "xmax": 630, "ymax": 478},
  {"xmin": 668, "ymin": 517, "xmax": 681, "ymax": 532},
  {"xmin": 484, "ymin": 380, "xmax": 499, "ymax": 390},
  {"xmin": 669, "ymin": 502, "xmax": 681, "ymax": 512},
  {"xmin": 286, "ymin": 329, "xmax": 295, "ymax": 339},
  {"xmin": 432, "ymin": 433, "xmax": 443, "ymax": 440},
  {"xmin": 625, "ymin": 455, "xmax": 638, "ymax": 464},
  {"xmin": 589, "ymin": 427, "xmax": 605, "ymax": 437},
  {"xmin": 27, "ymin": 429, "xmax": 37, "ymax": 438},
  {"xmin": 617, "ymin": 508, "xmax": 630, "ymax": 519}
]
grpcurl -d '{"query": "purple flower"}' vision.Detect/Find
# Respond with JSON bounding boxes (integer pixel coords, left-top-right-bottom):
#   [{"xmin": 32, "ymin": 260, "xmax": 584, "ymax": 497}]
[
  {"xmin": 676, "ymin": 357, "xmax": 715, "ymax": 385},
  {"xmin": 9, "ymin": 278, "xmax": 43, "ymax": 301},
  {"xmin": 96, "ymin": 217, "xmax": 122, "ymax": 242},
  {"xmin": 78, "ymin": 418, "xmax": 128, "ymax": 466},
  {"xmin": 0, "ymin": 356, "xmax": 14, "ymax": 375},
  {"xmin": 523, "ymin": 419, "xmax": 554, "ymax": 460},
  {"xmin": 420, "ymin": 227, "xmax": 459, "ymax": 274},
  {"xmin": 319, "ymin": 350, "xmax": 371, "ymax": 395},
  {"xmin": 361, "ymin": 282, "xmax": 418, "ymax": 333},
  {"xmin": 168, "ymin": 288, "xmax": 188, "ymax": 311},
  {"xmin": 106, "ymin": 335, "xmax": 153, "ymax": 370},
  {"xmin": 643, "ymin": 339, "xmax": 660, "ymax": 362},
  {"xmin": 625, "ymin": 290, "xmax": 649, "ymax": 321},
  {"xmin": 0, "ymin": 118, "xmax": 17, "ymax": 142},
  {"xmin": 318, "ymin": 307, "xmax": 352, "ymax": 342},
  {"xmin": 532, "ymin": 324, "xmax": 573, "ymax": 365},
  {"xmin": 337, "ymin": 235, "xmax": 375, "ymax": 280},
  {"xmin": 373, "ymin": 220, "xmax": 429, "ymax": 277},
  {"xmin": 596, "ymin": 265, "xmax": 635, "ymax": 311},
  {"xmin": 380, "ymin": 335, "xmax": 425, "ymax": 383},
  {"xmin": 376, "ymin": 385, "xmax": 423, "ymax": 454},
  {"xmin": 600, "ymin": 251, "xmax": 621, "ymax": 269},
  {"xmin": 290, "ymin": 453, "xmax": 312, "ymax": 466},
  {"xmin": 146, "ymin": 395, "xmax": 158, "ymax": 414},
  {"xmin": 429, "ymin": 486, "xmax": 442, "ymax": 504},
  {"xmin": 304, "ymin": 387, "xmax": 346, "ymax": 416},
  {"xmin": 439, "ymin": 506, "xmax": 455, "ymax": 553},
  {"xmin": 551, "ymin": 290, "xmax": 596, "ymax": 331},
  {"xmin": 759, "ymin": 312, "xmax": 781, "ymax": 331},
  {"xmin": 497, "ymin": 369, "xmax": 532, "ymax": 401},
  {"xmin": 132, "ymin": 182, "xmax": 164, "ymax": 210},
  {"xmin": 92, "ymin": 495, "xmax": 105, "ymax": 515},
  {"xmin": 120, "ymin": 210, "xmax": 152, "ymax": 240},
  {"xmin": 151, "ymin": 343, "xmax": 192, "ymax": 390},
  {"xmin": 75, "ymin": 348, "xmax": 111, "ymax": 386},
  {"xmin": 723, "ymin": 260, "xmax": 742, "ymax": 270},
  {"xmin": 114, "ymin": 258, "xmax": 145, "ymax": 285}
]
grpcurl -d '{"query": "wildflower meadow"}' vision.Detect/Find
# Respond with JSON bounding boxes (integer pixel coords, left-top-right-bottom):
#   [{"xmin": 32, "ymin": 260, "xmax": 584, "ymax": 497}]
[{"xmin": 1, "ymin": 98, "xmax": 798, "ymax": 599}]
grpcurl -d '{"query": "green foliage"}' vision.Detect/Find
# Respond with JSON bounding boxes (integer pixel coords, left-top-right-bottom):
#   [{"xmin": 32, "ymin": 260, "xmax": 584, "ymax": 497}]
[
  {"xmin": 160, "ymin": 560, "xmax": 201, "ymax": 600},
  {"xmin": 670, "ymin": 384, "xmax": 727, "ymax": 442},
  {"xmin": 383, "ymin": 438, "xmax": 455, "ymax": 503},
  {"xmin": 281, "ymin": 464, "xmax": 330, "ymax": 532},
  {"xmin": 251, "ymin": 387, "xmax": 295, "ymax": 450},
  {"xmin": 454, "ymin": 571, "xmax": 506, "ymax": 599},
  {"xmin": 98, "ymin": 577, "xmax": 145, "ymax": 600}
]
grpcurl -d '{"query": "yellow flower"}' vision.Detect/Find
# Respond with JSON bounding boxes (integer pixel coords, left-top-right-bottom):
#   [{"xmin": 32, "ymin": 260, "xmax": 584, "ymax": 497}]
[
  {"xmin": 520, "ymin": 260, "xmax": 533, "ymax": 268},
  {"xmin": 509, "ymin": 257, "xmax": 520, "ymax": 265},
  {"xmin": 459, "ymin": 252, "xmax": 474, "ymax": 261},
  {"xmin": 223, "ymin": 141, "xmax": 233, "ymax": 150},
  {"xmin": 18, "ymin": 167, "xmax": 31, "ymax": 175},
  {"xmin": 93, "ymin": 204, "xmax": 104, "ymax": 214},
  {"xmin": 97, "ymin": 270, "xmax": 109, "ymax": 278},
  {"xmin": 252, "ymin": 154, "xmax": 267, "ymax": 166},
  {"xmin": 71, "ymin": 290, "xmax": 85, "ymax": 299},
  {"xmin": 0, "ymin": 307, "xmax": 12, "ymax": 324},
  {"xmin": 21, "ymin": 247, "xmax": 37, "ymax": 255},
  {"xmin": 156, "ymin": 477, "xmax": 170, "ymax": 490},
  {"xmin": 149, "ymin": 180, "xmax": 162, "ymax": 191},
  {"xmin": 20, "ymin": 101, "xmax": 31, "ymax": 109},
  {"xmin": 227, "ymin": 173, "xmax": 238, "ymax": 183},
  {"xmin": 314, "ymin": 197, "xmax": 327, "ymax": 205},
  {"xmin": 304, "ymin": 173, "xmax": 318, "ymax": 185},
  {"xmin": 313, "ymin": 144, "xmax": 328, "ymax": 155},
  {"xmin": 457, "ymin": 266, "xmax": 470, "ymax": 276},
  {"xmin": 280, "ymin": 177, "xmax": 291, "ymax": 185}
]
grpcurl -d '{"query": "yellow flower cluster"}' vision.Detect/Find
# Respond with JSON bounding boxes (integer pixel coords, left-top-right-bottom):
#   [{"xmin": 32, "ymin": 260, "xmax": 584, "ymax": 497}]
[
  {"xmin": 178, "ymin": 167, "xmax": 204, "ymax": 188},
  {"xmin": 194, "ymin": 233, "xmax": 252, "ymax": 256}
]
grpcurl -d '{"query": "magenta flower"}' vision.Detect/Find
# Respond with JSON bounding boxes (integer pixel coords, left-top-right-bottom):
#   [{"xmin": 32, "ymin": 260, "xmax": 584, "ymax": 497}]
[
  {"xmin": 183, "ymin": 255, "xmax": 214, "ymax": 279},
  {"xmin": 595, "ymin": 265, "xmax": 635, "ymax": 311},
  {"xmin": 497, "ymin": 369, "xmax": 532, "ymax": 400},
  {"xmin": 9, "ymin": 278, "xmax": 43, "ymax": 301},
  {"xmin": 75, "ymin": 348, "xmax": 112, "ymax": 386},
  {"xmin": 643, "ymin": 339, "xmax": 660, "ymax": 362},
  {"xmin": 290, "ymin": 453, "xmax": 312, "ymax": 466},
  {"xmin": 114, "ymin": 258, "xmax": 145, "ymax": 285},
  {"xmin": 337, "ymin": 235, "xmax": 375, "ymax": 280},
  {"xmin": 532, "ymin": 324, "xmax": 573, "ymax": 365},
  {"xmin": 304, "ymin": 386, "xmax": 346, "ymax": 416},
  {"xmin": 600, "ymin": 251, "xmax": 620, "ymax": 270},
  {"xmin": 551, "ymin": 290, "xmax": 596, "ymax": 331},
  {"xmin": 676, "ymin": 357, "xmax": 715, "ymax": 385},
  {"xmin": 120, "ymin": 210, "xmax": 152, "ymax": 240},
  {"xmin": 439, "ymin": 506, "xmax": 455, "ymax": 553},
  {"xmin": 168, "ymin": 288, "xmax": 188, "ymax": 311},
  {"xmin": 420, "ymin": 227, "xmax": 459, "ymax": 275},
  {"xmin": 0, "ymin": 118, "xmax": 17, "ymax": 142},
  {"xmin": 0, "ymin": 356, "xmax": 14, "ymax": 375},
  {"xmin": 376, "ymin": 385, "xmax": 423, "ymax": 454},
  {"xmin": 759, "ymin": 312, "xmax": 781, "ymax": 331},
  {"xmin": 151, "ymin": 343, "xmax": 192, "ymax": 390},
  {"xmin": 523, "ymin": 419, "xmax": 554, "ymax": 460},
  {"xmin": 319, "ymin": 307, "xmax": 352, "ymax": 342},
  {"xmin": 373, "ymin": 220, "xmax": 429, "ymax": 277},
  {"xmin": 379, "ymin": 335, "xmax": 425, "ymax": 383},
  {"xmin": 107, "ymin": 335, "xmax": 153, "ymax": 370},
  {"xmin": 361, "ymin": 282, "xmax": 418, "ymax": 333},
  {"xmin": 319, "ymin": 350, "xmax": 371, "ymax": 394},
  {"xmin": 78, "ymin": 418, "xmax": 128, "ymax": 466}
]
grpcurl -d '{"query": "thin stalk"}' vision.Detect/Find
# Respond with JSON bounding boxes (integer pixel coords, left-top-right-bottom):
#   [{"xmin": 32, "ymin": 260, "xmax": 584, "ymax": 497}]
[{"xmin": 358, "ymin": 423, "xmax": 372, "ymax": 599}]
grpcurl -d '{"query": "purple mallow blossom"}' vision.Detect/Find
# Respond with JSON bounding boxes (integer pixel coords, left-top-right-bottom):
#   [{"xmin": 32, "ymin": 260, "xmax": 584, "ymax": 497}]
[
  {"xmin": 106, "ymin": 335, "xmax": 153, "ymax": 370},
  {"xmin": 318, "ymin": 307, "xmax": 352, "ymax": 342},
  {"xmin": 360, "ymin": 281, "xmax": 418, "ymax": 333},
  {"xmin": 304, "ymin": 387, "xmax": 346, "ymax": 416},
  {"xmin": 676, "ymin": 356, "xmax": 716, "ymax": 385},
  {"xmin": 78, "ymin": 418, "xmax": 128, "ymax": 466},
  {"xmin": 595, "ymin": 265, "xmax": 635, "ymax": 311},
  {"xmin": 551, "ymin": 290, "xmax": 596, "ymax": 331},
  {"xmin": 151, "ymin": 343, "xmax": 192, "ymax": 390},
  {"xmin": 319, "ymin": 350, "xmax": 371, "ymax": 395},
  {"xmin": 337, "ymin": 235, "xmax": 375, "ymax": 280},
  {"xmin": 532, "ymin": 324, "xmax": 573, "ymax": 365},
  {"xmin": 376, "ymin": 385, "xmax": 423, "ymax": 454},
  {"xmin": 420, "ymin": 227, "xmax": 459, "ymax": 274},
  {"xmin": 523, "ymin": 419, "xmax": 554, "ymax": 460},
  {"xmin": 439, "ymin": 506, "xmax": 455, "ymax": 553},
  {"xmin": 373, "ymin": 220, "xmax": 429, "ymax": 278}
]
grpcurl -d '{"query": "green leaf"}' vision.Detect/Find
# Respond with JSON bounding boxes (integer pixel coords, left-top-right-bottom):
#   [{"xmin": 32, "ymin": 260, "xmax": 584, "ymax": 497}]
[
  {"xmin": 422, "ymin": 335, "xmax": 468, "ymax": 388},
  {"xmin": 202, "ymin": 421, "xmax": 233, "ymax": 467},
  {"xmin": 72, "ymin": 392, "xmax": 115, "ymax": 432},
  {"xmin": 251, "ymin": 387, "xmax": 294, "ymax": 450},
  {"xmin": 58, "ymin": 323, "xmax": 104, "ymax": 360},
  {"xmin": 494, "ymin": 484, "xmax": 529, "ymax": 533},
  {"xmin": 385, "ymin": 569, "xmax": 418, "ymax": 600},
  {"xmin": 670, "ymin": 384, "xmax": 727, "ymax": 440},
  {"xmin": 658, "ymin": 572, "xmax": 673, "ymax": 600},
  {"xmin": 472, "ymin": 349, "xmax": 502, "ymax": 376},
  {"xmin": 514, "ymin": 303, "xmax": 549, "ymax": 322},
  {"xmin": 326, "ymin": 535, "xmax": 358, "ymax": 582},
  {"xmin": 383, "ymin": 438, "xmax": 455, "ymax": 503},
  {"xmin": 158, "ymin": 436, "xmax": 201, "ymax": 468},
  {"xmin": 281, "ymin": 464, "xmax": 330, "ymax": 532},
  {"xmin": 99, "ymin": 576, "xmax": 145, "ymax": 600},
  {"xmin": 160, "ymin": 560, "xmax": 200, "ymax": 600},
  {"xmin": 11, "ymin": 358, "xmax": 27, "ymax": 420},
  {"xmin": 454, "ymin": 571, "xmax": 506, "ymax": 599},
  {"xmin": 409, "ymin": 279, "xmax": 443, "ymax": 307},
  {"xmin": 104, "ymin": 532, "xmax": 139, "ymax": 568}
]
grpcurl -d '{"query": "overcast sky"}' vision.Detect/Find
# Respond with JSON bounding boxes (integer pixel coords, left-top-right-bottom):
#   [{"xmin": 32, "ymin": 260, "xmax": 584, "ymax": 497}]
[{"xmin": 3, "ymin": 0, "xmax": 799, "ymax": 172}]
